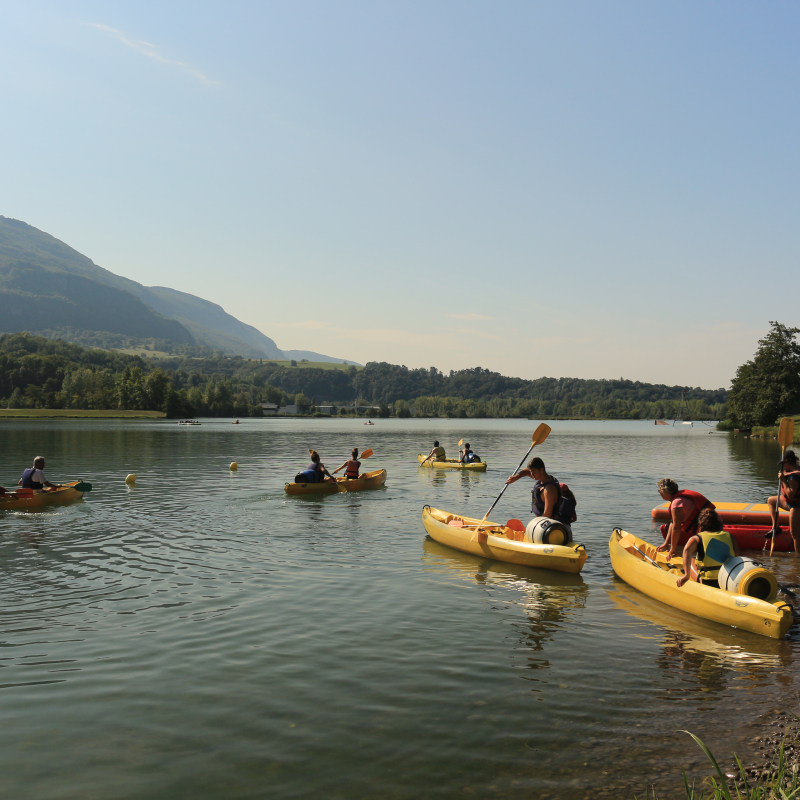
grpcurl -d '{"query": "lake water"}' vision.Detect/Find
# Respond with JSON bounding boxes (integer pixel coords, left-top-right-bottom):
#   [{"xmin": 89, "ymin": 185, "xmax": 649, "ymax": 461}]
[{"xmin": 0, "ymin": 418, "xmax": 797, "ymax": 799}]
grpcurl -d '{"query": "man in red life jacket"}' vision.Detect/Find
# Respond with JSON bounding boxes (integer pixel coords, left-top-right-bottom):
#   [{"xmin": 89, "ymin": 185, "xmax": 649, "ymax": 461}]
[{"xmin": 656, "ymin": 478, "xmax": 714, "ymax": 558}]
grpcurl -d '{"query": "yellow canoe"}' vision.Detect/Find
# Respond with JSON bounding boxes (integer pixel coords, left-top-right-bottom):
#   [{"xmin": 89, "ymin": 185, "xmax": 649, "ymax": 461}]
[
  {"xmin": 0, "ymin": 480, "xmax": 92, "ymax": 511},
  {"xmin": 417, "ymin": 455, "xmax": 487, "ymax": 471},
  {"xmin": 422, "ymin": 506, "xmax": 587, "ymax": 573},
  {"xmin": 608, "ymin": 528, "xmax": 792, "ymax": 639},
  {"xmin": 284, "ymin": 469, "xmax": 387, "ymax": 495}
]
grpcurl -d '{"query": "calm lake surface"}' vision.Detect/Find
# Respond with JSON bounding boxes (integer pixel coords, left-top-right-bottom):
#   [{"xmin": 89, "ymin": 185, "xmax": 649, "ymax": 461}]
[{"xmin": 1, "ymin": 418, "xmax": 798, "ymax": 799}]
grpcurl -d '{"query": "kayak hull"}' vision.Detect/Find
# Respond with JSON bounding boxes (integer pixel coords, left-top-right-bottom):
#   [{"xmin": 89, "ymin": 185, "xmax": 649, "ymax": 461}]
[
  {"xmin": 417, "ymin": 455, "xmax": 487, "ymax": 471},
  {"xmin": 285, "ymin": 469, "xmax": 387, "ymax": 495},
  {"xmin": 422, "ymin": 507, "xmax": 587, "ymax": 573},
  {"xmin": 609, "ymin": 528, "xmax": 792, "ymax": 639},
  {"xmin": 0, "ymin": 481, "xmax": 88, "ymax": 511},
  {"xmin": 652, "ymin": 501, "xmax": 789, "ymax": 526},
  {"xmin": 658, "ymin": 523, "xmax": 796, "ymax": 552}
]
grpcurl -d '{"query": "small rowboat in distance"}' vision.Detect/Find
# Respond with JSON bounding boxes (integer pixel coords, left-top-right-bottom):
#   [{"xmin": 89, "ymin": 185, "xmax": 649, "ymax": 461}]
[
  {"xmin": 609, "ymin": 528, "xmax": 792, "ymax": 639},
  {"xmin": 652, "ymin": 501, "xmax": 788, "ymax": 527},
  {"xmin": 422, "ymin": 507, "xmax": 587, "ymax": 574},
  {"xmin": 417, "ymin": 455, "xmax": 487, "ymax": 471},
  {"xmin": 284, "ymin": 469, "xmax": 387, "ymax": 495},
  {"xmin": 0, "ymin": 480, "xmax": 93, "ymax": 511}
]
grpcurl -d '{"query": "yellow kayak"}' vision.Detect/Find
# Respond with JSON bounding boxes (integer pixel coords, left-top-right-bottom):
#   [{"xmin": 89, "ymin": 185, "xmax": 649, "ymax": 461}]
[
  {"xmin": 609, "ymin": 528, "xmax": 792, "ymax": 639},
  {"xmin": 284, "ymin": 469, "xmax": 387, "ymax": 495},
  {"xmin": 0, "ymin": 480, "xmax": 92, "ymax": 511},
  {"xmin": 422, "ymin": 507, "xmax": 587, "ymax": 573},
  {"xmin": 417, "ymin": 455, "xmax": 487, "ymax": 471}
]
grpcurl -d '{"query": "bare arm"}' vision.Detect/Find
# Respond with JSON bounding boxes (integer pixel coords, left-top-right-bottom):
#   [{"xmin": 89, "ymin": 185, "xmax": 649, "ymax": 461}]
[
  {"xmin": 541, "ymin": 484, "xmax": 559, "ymax": 519},
  {"xmin": 657, "ymin": 506, "xmax": 684, "ymax": 554},
  {"xmin": 677, "ymin": 536, "xmax": 699, "ymax": 587},
  {"xmin": 505, "ymin": 468, "xmax": 532, "ymax": 485}
]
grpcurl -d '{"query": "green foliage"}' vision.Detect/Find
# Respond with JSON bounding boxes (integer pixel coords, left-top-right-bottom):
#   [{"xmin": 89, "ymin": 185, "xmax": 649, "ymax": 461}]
[
  {"xmin": 650, "ymin": 730, "xmax": 800, "ymax": 800},
  {"xmin": 0, "ymin": 332, "xmax": 730, "ymax": 420},
  {"xmin": 728, "ymin": 322, "xmax": 800, "ymax": 428}
]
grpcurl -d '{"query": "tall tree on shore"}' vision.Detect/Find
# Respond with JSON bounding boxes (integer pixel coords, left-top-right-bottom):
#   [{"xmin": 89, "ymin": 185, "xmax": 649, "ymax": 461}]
[{"xmin": 728, "ymin": 322, "xmax": 800, "ymax": 427}]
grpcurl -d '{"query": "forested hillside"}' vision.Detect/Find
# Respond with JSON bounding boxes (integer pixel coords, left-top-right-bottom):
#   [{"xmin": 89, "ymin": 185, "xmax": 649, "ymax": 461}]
[{"xmin": 0, "ymin": 333, "xmax": 727, "ymax": 419}]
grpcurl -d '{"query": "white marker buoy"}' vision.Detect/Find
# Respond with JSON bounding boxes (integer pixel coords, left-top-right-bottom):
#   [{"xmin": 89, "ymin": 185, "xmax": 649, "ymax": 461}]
[
  {"xmin": 125, "ymin": 473, "xmax": 137, "ymax": 484},
  {"xmin": 229, "ymin": 462, "xmax": 238, "ymax": 471}
]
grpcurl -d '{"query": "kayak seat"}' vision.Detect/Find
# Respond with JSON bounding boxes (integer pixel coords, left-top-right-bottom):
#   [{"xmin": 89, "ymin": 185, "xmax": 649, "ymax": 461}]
[{"xmin": 506, "ymin": 518, "xmax": 525, "ymax": 541}]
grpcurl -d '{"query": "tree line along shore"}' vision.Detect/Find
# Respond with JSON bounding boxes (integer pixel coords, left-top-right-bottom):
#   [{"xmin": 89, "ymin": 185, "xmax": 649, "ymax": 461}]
[
  {"xmin": 0, "ymin": 332, "xmax": 728, "ymax": 420},
  {"xmin": 0, "ymin": 321, "xmax": 796, "ymax": 426}
]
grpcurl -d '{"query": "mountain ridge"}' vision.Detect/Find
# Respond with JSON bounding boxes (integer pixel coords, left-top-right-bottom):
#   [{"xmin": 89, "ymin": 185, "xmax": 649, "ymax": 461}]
[{"xmin": 0, "ymin": 216, "xmax": 358, "ymax": 364}]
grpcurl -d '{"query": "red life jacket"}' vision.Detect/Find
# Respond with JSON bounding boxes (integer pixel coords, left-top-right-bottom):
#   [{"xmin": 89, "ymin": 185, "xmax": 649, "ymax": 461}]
[
  {"xmin": 670, "ymin": 490, "xmax": 714, "ymax": 538},
  {"xmin": 345, "ymin": 459, "xmax": 361, "ymax": 479}
]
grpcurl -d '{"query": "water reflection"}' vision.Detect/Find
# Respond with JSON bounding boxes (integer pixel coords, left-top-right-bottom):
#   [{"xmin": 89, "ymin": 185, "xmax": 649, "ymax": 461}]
[
  {"xmin": 606, "ymin": 578, "xmax": 793, "ymax": 695},
  {"xmin": 727, "ymin": 433, "xmax": 785, "ymax": 492},
  {"xmin": 422, "ymin": 537, "xmax": 587, "ymax": 673}
]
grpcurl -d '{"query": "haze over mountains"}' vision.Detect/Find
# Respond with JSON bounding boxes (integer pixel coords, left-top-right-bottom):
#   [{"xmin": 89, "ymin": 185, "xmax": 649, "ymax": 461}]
[{"xmin": 0, "ymin": 216, "xmax": 357, "ymax": 364}]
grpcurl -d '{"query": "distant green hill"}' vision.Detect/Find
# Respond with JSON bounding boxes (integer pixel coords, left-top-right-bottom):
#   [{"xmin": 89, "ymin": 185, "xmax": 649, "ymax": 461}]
[
  {"xmin": 0, "ymin": 216, "xmax": 357, "ymax": 363},
  {"xmin": 0, "ymin": 218, "xmax": 192, "ymax": 343}
]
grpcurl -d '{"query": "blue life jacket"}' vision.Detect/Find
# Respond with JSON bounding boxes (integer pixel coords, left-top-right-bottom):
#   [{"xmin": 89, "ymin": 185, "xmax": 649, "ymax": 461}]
[
  {"xmin": 21, "ymin": 467, "xmax": 44, "ymax": 490},
  {"xmin": 299, "ymin": 462, "xmax": 323, "ymax": 483}
]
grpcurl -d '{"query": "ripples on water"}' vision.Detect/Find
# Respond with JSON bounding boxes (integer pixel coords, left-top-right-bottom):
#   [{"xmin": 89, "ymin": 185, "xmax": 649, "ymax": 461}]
[{"xmin": 0, "ymin": 419, "xmax": 797, "ymax": 799}]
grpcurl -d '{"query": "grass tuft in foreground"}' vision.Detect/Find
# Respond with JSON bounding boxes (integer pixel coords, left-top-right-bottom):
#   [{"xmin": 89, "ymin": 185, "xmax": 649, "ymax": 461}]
[{"xmin": 636, "ymin": 731, "xmax": 800, "ymax": 799}]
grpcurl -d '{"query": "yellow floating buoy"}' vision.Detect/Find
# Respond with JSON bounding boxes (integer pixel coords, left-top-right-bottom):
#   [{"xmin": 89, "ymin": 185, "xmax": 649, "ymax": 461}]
[
  {"xmin": 125, "ymin": 473, "xmax": 137, "ymax": 484},
  {"xmin": 229, "ymin": 462, "xmax": 238, "ymax": 471}
]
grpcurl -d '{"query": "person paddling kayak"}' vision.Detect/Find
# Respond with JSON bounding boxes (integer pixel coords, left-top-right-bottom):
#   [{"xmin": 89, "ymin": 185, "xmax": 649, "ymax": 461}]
[
  {"xmin": 458, "ymin": 443, "xmax": 476, "ymax": 464},
  {"xmin": 332, "ymin": 449, "xmax": 362, "ymax": 480},
  {"xmin": 422, "ymin": 441, "xmax": 446, "ymax": 464},
  {"xmin": 19, "ymin": 457, "xmax": 61, "ymax": 492},
  {"xmin": 504, "ymin": 457, "xmax": 576, "ymax": 525},
  {"xmin": 676, "ymin": 507, "xmax": 740, "ymax": 588},
  {"xmin": 294, "ymin": 450, "xmax": 335, "ymax": 484},
  {"xmin": 656, "ymin": 478, "xmax": 714, "ymax": 559},
  {"xmin": 767, "ymin": 449, "xmax": 800, "ymax": 551}
]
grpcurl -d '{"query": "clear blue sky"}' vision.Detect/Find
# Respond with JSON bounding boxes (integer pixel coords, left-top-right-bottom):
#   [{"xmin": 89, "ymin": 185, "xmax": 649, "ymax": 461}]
[{"xmin": 2, "ymin": 1, "xmax": 798, "ymax": 388}]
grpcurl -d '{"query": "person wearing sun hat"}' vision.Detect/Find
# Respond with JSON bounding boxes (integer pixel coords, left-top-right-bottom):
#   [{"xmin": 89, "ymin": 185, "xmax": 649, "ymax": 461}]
[{"xmin": 767, "ymin": 449, "xmax": 800, "ymax": 551}]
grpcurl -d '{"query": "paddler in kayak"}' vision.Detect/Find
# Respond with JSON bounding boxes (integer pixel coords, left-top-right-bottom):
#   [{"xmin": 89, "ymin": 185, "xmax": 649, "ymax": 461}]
[
  {"xmin": 504, "ymin": 457, "xmax": 576, "ymax": 525},
  {"xmin": 767, "ymin": 449, "xmax": 800, "ymax": 550},
  {"xmin": 422, "ymin": 441, "xmax": 446, "ymax": 464},
  {"xmin": 294, "ymin": 450, "xmax": 335, "ymax": 484},
  {"xmin": 676, "ymin": 507, "xmax": 740, "ymax": 588},
  {"xmin": 18, "ymin": 457, "xmax": 61, "ymax": 492},
  {"xmin": 458, "ymin": 443, "xmax": 477, "ymax": 464},
  {"xmin": 655, "ymin": 478, "xmax": 714, "ymax": 559},
  {"xmin": 332, "ymin": 448, "xmax": 362, "ymax": 480}
]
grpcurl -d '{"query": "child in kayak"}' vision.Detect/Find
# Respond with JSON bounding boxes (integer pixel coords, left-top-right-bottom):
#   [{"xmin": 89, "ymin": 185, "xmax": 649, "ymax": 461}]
[
  {"xmin": 676, "ymin": 508, "xmax": 740, "ymax": 588},
  {"xmin": 332, "ymin": 449, "xmax": 362, "ymax": 480},
  {"xmin": 294, "ymin": 451, "xmax": 334, "ymax": 484}
]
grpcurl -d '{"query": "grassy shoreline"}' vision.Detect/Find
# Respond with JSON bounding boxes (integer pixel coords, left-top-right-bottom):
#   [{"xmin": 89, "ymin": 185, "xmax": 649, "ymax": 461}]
[
  {"xmin": 0, "ymin": 409, "xmax": 166, "ymax": 419},
  {"xmin": 719, "ymin": 415, "xmax": 800, "ymax": 444}
]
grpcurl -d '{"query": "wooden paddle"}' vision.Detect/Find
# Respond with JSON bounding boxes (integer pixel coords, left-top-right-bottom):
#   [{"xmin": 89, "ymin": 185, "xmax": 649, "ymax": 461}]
[
  {"xmin": 768, "ymin": 418, "xmax": 796, "ymax": 553},
  {"xmin": 470, "ymin": 424, "xmax": 552, "ymax": 542}
]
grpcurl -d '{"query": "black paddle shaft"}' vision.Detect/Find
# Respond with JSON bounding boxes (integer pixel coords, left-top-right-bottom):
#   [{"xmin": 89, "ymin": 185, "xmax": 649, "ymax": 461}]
[{"xmin": 481, "ymin": 444, "xmax": 536, "ymax": 522}]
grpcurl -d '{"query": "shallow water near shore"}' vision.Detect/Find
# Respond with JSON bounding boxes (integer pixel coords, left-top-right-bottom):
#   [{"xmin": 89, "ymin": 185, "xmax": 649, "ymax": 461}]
[{"xmin": 0, "ymin": 418, "xmax": 798, "ymax": 799}]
